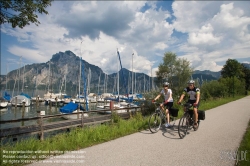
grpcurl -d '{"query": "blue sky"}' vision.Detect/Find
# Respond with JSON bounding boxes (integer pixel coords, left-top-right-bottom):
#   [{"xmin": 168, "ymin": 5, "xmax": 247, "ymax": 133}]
[{"xmin": 1, "ymin": 1, "xmax": 250, "ymax": 76}]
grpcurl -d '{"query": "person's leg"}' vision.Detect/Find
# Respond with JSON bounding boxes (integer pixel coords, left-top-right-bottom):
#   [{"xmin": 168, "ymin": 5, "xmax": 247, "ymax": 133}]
[
  {"xmin": 193, "ymin": 107, "xmax": 198, "ymax": 126},
  {"xmin": 193, "ymin": 102, "xmax": 199, "ymax": 129},
  {"xmin": 165, "ymin": 109, "xmax": 169, "ymax": 124},
  {"xmin": 166, "ymin": 102, "xmax": 173, "ymax": 126}
]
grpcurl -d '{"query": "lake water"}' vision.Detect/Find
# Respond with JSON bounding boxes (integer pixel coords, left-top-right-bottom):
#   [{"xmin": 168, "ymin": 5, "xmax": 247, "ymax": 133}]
[
  {"xmin": 0, "ymin": 101, "xmax": 107, "ymax": 129},
  {"xmin": 0, "ymin": 101, "xmax": 110, "ymax": 144}
]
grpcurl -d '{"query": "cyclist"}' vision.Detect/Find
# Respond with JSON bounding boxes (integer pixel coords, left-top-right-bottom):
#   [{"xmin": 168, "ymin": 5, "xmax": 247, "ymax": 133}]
[
  {"xmin": 178, "ymin": 80, "xmax": 200, "ymax": 130},
  {"xmin": 153, "ymin": 82, "xmax": 173, "ymax": 128}
]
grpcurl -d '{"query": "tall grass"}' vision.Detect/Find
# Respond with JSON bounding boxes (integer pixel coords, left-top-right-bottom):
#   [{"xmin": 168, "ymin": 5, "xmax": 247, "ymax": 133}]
[
  {"xmin": 236, "ymin": 120, "xmax": 250, "ymax": 166},
  {"xmin": 0, "ymin": 94, "xmax": 248, "ymax": 166}
]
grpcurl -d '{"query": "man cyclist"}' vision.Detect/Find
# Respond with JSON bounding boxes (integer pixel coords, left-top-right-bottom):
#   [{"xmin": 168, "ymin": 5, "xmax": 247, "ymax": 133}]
[
  {"xmin": 153, "ymin": 82, "xmax": 173, "ymax": 128},
  {"xmin": 178, "ymin": 80, "xmax": 200, "ymax": 130}
]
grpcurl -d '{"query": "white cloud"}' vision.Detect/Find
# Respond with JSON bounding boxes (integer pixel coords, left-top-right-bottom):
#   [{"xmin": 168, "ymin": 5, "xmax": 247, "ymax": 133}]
[
  {"xmin": 1, "ymin": 1, "xmax": 250, "ymax": 77},
  {"xmin": 8, "ymin": 46, "xmax": 47, "ymax": 62},
  {"xmin": 188, "ymin": 24, "xmax": 222, "ymax": 46},
  {"xmin": 172, "ymin": 1, "xmax": 250, "ymax": 71}
]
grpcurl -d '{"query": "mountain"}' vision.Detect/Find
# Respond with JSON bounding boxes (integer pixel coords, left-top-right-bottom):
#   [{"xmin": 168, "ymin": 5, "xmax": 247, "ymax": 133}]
[
  {"xmin": 242, "ymin": 63, "xmax": 250, "ymax": 69},
  {"xmin": 193, "ymin": 70, "xmax": 221, "ymax": 80},
  {"xmin": 0, "ymin": 51, "xmax": 153, "ymax": 95},
  {"xmin": 1, "ymin": 50, "xmax": 233, "ymax": 96}
]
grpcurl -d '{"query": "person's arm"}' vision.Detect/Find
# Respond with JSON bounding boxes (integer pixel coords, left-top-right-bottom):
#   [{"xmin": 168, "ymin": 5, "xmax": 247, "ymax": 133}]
[
  {"xmin": 154, "ymin": 94, "xmax": 161, "ymax": 101},
  {"xmin": 178, "ymin": 88, "xmax": 186, "ymax": 103},
  {"xmin": 195, "ymin": 92, "xmax": 200, "ymax": 104},
  {"xmin": 178, "ymin": 93, "xmax": 185, "ymax": 103}
]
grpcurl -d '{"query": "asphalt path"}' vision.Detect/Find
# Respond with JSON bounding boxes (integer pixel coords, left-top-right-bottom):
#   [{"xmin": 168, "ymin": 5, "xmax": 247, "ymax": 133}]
[{"xmin": 29, "ymin": 96, "xmax": 250, "ymax": 166}]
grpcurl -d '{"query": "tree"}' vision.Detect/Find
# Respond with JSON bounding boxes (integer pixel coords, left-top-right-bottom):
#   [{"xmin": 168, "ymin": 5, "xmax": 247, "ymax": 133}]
[
  {"xmin": 241, "ymin": 64, "xmax": 250, "ymax": 92},
  {"xmin": 219, "ymin": 77, "xmax": 245, "ymax": 96},
  {"xmin": 201, "ymin": 80, "xmax": 227, "ymax": 100},
  {"xmin": 221, "ymin": 59, "xmax": 244, "ymax": 78},
  {"xmin": 156, "ymin": 52, "xmax": 193, "ymax": 96},
  {"xmin": 0, "ymin": 0, "xmax": 52, "ymax": 28},
  {"xmin": 156, "ymin": 52, "xmax": 176, "ymax": 84},
  {"xmin": 221, "ymin": 59, "xmax": 247, "ymax": 97}
]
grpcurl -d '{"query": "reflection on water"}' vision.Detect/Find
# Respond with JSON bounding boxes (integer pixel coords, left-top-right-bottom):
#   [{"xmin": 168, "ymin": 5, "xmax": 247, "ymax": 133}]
[{"xmin": 0, "ymin": 101, "xmax": 105, "ymax": 129}]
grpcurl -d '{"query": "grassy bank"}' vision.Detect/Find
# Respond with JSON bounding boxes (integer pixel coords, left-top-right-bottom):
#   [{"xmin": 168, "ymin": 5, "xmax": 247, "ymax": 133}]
[
  {"xmin": 236, "ymin": 120, "xmax": 250, "ymax": 166},
  {"xmin": 0, "ymin": 95, "xmax": 248, "ymax": 166}
]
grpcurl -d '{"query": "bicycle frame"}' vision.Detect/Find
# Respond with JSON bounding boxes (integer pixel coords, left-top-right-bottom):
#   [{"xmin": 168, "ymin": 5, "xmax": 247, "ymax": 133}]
[
  {"xmin": 148, "ymin": 102, "xmax": 177, "ymax": 133},
  {"xmin": 178, "ymin": 103, "xmax": 200, "ymax": 138}
]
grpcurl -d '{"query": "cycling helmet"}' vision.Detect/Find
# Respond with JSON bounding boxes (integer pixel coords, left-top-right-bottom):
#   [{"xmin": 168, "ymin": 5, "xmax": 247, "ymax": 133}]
[
  {"xmin": 163, "ymin": 82, "xmax": 169, "ymax": 87},
  {"xmin": 187, "ymin": 80, "xmax": 195, "ymax": 84}
]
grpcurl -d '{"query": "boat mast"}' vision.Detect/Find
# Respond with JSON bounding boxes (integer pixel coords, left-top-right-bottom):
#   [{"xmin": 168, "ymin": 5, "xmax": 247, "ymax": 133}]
[
  {"xmin": 79, "ymin": 42, "xmax": 82, "ymax": 99},
  {"xmin": 48, "ymin": 61, "xmax": 51, "ymax": 93},
  {"xmin": 65, "ymin": 64, "xmax": 67, "ymax": 94},
  {"xmin": 132, "ymin": 53, "xmax": 134, "ymax": 95},
  {"xmin": 5, "ymin": 63, "xmax": 8, "ymax": 91},
  {"xmin": 22, "ymin": 64, "xmax": 25, "ymax": 92},
  {"xmin": 117, "ymin": 51, "xmax": 119, "ymax": 102},
  {"xmin": 98, "ymin": 72, "xmax": 100, "ymax": 95},
  {"xmin": 18, "ymin": 56, "xmax": 22, "ymax": 94}
]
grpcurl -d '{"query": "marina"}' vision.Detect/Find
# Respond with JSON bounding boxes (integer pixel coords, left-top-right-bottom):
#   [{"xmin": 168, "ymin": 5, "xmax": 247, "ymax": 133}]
[{"xmin": 0, "ymin": 95, "xmax": 145, "ymax": 142}]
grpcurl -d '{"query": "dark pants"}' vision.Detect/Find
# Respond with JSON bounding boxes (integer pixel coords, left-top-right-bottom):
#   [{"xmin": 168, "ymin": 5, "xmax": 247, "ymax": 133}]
[
  {"xmin": 187, "ymin": 100, "xmax": 199, "ymax": 108},
  {"xmin": 163, "ymin": 102, "xmax": 173, "ymax": 109}
]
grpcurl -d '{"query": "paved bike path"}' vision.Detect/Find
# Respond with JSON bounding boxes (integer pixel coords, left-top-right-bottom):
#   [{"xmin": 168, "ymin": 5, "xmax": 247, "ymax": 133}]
[{"xmin": 30, "ymin": 96, "xmax": 250, "ymax": 166}]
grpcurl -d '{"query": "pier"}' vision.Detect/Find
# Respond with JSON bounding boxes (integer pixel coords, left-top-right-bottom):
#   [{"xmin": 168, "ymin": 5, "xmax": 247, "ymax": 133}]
[{"xmin": 0, "ymin": 106, "xmax": 145, "ymax": 141}]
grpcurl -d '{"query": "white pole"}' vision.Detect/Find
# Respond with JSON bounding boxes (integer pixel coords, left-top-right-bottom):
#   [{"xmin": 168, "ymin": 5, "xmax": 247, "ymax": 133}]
[
  {"xmin": 151, "ymin": 65, "xmax": 153, "ymax": 91},
  {"xmin": 22, "ymin": 64, "xmax": 26, "ymax": 92},
  {"xmin": 6, "ymin": 63, "xmax": 8, "ymax": 90},
  {"xmin": 79, "ymin": 41, "xmax": 83, "ymax": 99},
  {"xmin": 117, "ymin": 50, "xmax": 119, "ymax": 101},
  {"xmin": 132, "ymin": 53, "xmax": 134, "ymax": 95}
]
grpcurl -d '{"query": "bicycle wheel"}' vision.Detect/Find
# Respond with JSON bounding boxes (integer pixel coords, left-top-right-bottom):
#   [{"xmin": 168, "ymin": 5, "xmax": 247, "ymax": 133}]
[
  {"xmin": 178, "ymin": 114, "xmax": 189, "ymax": 139},
  {"xmin": 148, "ymin": 112, "xmax": 162, "ymax": 133}
]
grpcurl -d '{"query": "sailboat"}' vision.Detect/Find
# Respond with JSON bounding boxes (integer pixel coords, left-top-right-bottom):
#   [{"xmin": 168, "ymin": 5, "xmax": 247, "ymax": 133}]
[
  {"xmin": 60, "ymin": 101, "xmax": 88, "ymax": 120},
  {"xmin": 96, "ymin": 50, "xmax": 130, "ymax": 114},
  {"xmin": 43, "ymin": 61, "xmax": 58, "ymax": 105},
  {"xmin": 0, "ymin": 97, "xmax": 8, "ymax": 108},
  {"xmin": 10, "ymin": 94, "xmax": 31, "ymax": 107},
  {"xmin": 11, "ymin": 60, "xmax": 31, "ymax": 107}
]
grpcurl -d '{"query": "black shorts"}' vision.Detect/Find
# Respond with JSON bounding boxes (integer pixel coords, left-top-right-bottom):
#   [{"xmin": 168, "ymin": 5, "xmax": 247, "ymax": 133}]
[
  {"xmin": 163, "ymin": 102, "xmax": 173, "ymax": 109},
  {"xmin": 187, "ymin": 100, "xmax": 199, "ymax": 108}
]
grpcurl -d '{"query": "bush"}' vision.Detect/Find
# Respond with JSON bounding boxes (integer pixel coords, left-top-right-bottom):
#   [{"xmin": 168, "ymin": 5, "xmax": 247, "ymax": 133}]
[{"xmin": 201, "ymin": 80, "xmax": 227, "ymax": 100}]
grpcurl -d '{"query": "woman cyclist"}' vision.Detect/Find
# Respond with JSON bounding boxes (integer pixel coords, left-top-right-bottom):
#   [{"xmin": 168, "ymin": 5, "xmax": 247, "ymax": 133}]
[{"xmin": 153, "ymin": 82, "xmax": 174, "ymax": 128}]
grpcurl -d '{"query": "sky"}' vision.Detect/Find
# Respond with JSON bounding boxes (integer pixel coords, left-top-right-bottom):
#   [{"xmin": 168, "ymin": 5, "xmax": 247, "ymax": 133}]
[{"xmin": 1, "ymin": 1, "xmax": 250, "ymax": 77}]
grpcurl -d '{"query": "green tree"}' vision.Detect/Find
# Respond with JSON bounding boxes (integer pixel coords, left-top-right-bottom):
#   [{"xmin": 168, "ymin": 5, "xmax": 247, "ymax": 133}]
[
  {"xmin": 221, "ymin": 59, "xmax": 244, "ymax": 78},
  {"xmin": 201, "ymin": 80, "xmax": 227, "ymax": 100},
  {"xmin": 155, "ymin": 52, "xmax": 193, "ymax": 97},
  {"xmin": 174, "ymin": 58, "xmax": 193, "ymax": 94},
  {"xmin": 156, "ymin": 52, "xmax": 176, "ymax": 85},
  {"xmin": 241, "ymin": 64, "xmax": 250, "ymax": 92},
  {"xmin": 221, "ymin": 59, "xmax": 245, "ymax": 97},
  {"xmin": 219, "ymin": 77, "xmax": 245, "ymax": 96},
  {"xmin": 0, "ymin": 0, "xmax": 53, "ymax": 28}
]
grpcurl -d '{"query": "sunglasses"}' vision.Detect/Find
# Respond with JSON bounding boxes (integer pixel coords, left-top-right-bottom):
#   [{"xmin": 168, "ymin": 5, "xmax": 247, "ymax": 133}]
[{"xmin": 163, "ymin": 85, "xmax": 168, "ymax": 87}]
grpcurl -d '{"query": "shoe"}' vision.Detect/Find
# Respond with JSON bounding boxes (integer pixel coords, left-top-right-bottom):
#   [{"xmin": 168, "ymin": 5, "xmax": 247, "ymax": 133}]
[
  {"xmin": 193, "ymin": 123, "xmax": 198, "ymax": 131},
  {"xmin": 165, "ymin": 123, "xmax": 170, "ymax": 128}
]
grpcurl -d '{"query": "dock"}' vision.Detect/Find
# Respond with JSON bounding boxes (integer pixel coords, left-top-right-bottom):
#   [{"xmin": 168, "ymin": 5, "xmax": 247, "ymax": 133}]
[{"xmin": 0, "ymin": 106, "xmax": 145, "ymax": 141}]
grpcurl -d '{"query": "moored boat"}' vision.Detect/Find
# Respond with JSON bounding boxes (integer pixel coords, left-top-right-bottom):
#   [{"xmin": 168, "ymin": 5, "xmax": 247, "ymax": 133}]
[{"xmin": 60, "ymin": 102, "xmax": 88, "ymax": 119}]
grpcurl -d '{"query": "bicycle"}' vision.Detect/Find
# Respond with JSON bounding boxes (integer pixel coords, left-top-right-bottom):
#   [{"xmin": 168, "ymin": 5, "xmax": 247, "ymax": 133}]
[
  {"xmin": 148, "ymin": 102, "xmax": 179, "ymax": 133},
  {"xmin": 178, "ymin": 103, "xmax": 205, "ymax": 139}
]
